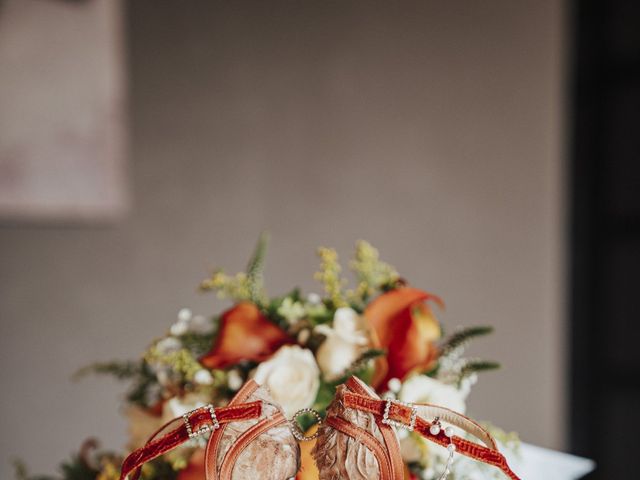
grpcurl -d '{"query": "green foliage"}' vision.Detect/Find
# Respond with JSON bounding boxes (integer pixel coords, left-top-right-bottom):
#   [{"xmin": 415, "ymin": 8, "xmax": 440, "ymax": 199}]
[
  {"xmin": 126, "ymin": 362, "xmax": 160, "ymax": 407},
  {"xmin": 73, "ymin": 361, "xmax": 140, "ymax": 382},
  {"xmin": 431, "ymin": 326, "xmax": 500, "ymax": 385},
  {"xmin": 245, "ymin": 232, "xmax": 269, "ymax": 305},
  {"xmin": 73, "ymin": 360, "xmax": 160, "ymax": 408},
  {"xmin": 310, "ymin": 380, "xmax": 337, "ymax": 420},
  {"xmin": 13, "ymin": 459, "xmax": 56, "ymax": 480},
  {"xmin": 199, "ymin": 232, "xmax": 271, "ymax": 305},
  {"xmin": 58, "ymin": 457, "xmax": 99, "ymax": 480},
  {"xmin": 13, "ymin": 455, "xmax": 99, "ymax": 480},
  {"xmin": 341, "ymin": 348, "xmax": 386, "ymax": 381},
  {"xmin": 440, "ymin": 326, "xmax": 494, "ymax": 354},
  {"xmin": 177, "ymin": 330, "xmax": 216, "ymax": 357},
  {"xmin": 459, "ymin": 359, "xmax": 500, "ymax": 379},
  {"xmin": 140, "ymin": 459, "xmax": 179, "ymax": 480}
]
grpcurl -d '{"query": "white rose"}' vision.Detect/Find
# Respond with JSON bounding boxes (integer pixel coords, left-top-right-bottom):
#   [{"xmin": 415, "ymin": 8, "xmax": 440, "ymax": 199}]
[
  {"xmin": 315, "ymin": 307, "xmax": 370, "ymax": 381},
  {"xmin": 162, "ymin": 393, "xmax": 209, "ymax": 421},
  {"xmin": 399, "ymin": 375, "xmax": 469, "ymax": 464},
  {"xmin": 399, "ymin": 375, "xmax": 468, "ymax": 414},
  {"xmin": 253, "ymin": 345, "xmax": 320, "ymax": 417}
]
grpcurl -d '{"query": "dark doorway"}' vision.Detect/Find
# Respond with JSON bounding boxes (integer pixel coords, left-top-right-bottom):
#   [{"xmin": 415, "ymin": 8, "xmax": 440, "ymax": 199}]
[{"xmin": 570, "ymin": 0, "xmax": 640, "ymax": 478}]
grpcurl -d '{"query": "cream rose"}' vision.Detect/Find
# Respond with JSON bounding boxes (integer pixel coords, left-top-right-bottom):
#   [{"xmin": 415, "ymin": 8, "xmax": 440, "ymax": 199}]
[
  {"xmin": 315, "ymin": 307, "xmax": 370, "ymax": 381},
  {"xmin": 252, "ymin": 345, "xmax": 320, "ymax": 417}
]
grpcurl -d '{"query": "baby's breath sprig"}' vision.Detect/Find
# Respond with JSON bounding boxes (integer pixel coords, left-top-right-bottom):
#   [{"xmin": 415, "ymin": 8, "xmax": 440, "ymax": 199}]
[{"xmin": 314, "ymin": 247, "xmax": 348, "ymax": 308}]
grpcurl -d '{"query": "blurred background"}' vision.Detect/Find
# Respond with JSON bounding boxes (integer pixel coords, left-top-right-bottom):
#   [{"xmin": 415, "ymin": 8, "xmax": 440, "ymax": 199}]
[{"xmin": 0, "ymin": 1, "xmax": 638, "ymax": 478}]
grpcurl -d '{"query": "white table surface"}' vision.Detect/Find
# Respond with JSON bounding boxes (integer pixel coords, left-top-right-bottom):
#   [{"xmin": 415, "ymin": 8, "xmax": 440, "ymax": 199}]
[{"xmin": 506, "ymin": 443, "xmax": 595, "ymax": 479}]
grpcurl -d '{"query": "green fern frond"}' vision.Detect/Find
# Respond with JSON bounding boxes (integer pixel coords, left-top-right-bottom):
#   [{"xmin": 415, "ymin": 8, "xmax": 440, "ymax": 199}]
[
  {"xmin": 342, "ymin": 349, "xmax": 386, "ymax": 379},
  {"xmin": 441, "ymin": 326, "xmax": 494, "ymax": 354},
  {"xmin": 73, "ymin": 361, "xmax": 140, "ymax": 382},
  {"xmin": 459, "ymin": 359, "xmax": 500, "ymax": 379},
  {"xmin": 246, "ymin": 232, "xmax": 269, "ymax": 303},
  {"xmin": 12, "ymin": 460, "xmax": 31, "ymax": 480}
]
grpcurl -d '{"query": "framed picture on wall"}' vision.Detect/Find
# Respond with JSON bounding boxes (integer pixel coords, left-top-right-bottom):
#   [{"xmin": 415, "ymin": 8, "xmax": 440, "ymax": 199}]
[{"xmin": 0, "ymin": 0, "xmax": 128, "ymax": 223}]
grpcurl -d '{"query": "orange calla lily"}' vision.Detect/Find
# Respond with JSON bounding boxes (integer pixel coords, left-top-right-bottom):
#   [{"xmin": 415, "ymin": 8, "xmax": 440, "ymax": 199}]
[
  {"xmin": 364, "ymin": 287, "xmax": 443, "ymax": 389},
  {"xmin": 296, "ymin": 424, "xmax": 320, "ymax": 480},
  {"xmin": 200, "ymin": 302, "xmax": 293, "ymax": 369}
]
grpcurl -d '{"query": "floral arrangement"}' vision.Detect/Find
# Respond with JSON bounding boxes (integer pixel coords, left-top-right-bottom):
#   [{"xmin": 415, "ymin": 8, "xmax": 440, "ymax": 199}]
[{"xmin": 16, "ymin": 235, "xmax": 518, "ymax": 480}]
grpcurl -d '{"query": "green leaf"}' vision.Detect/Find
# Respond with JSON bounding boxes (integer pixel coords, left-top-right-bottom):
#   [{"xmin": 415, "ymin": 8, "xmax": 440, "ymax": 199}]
[
  {"xmin": 141, "ymin": 458, "xmax": 179, "ymax": 480},
  {"xmin": 311, "ymin": 380, "xmax": 337, "ymax": 417},
  {"xmin": 179, "ymin": 330, "xmax": 216, "ymax": 356},
  {"xmin": 58, "ymin": 456, "xmax": 99, "ymax": 480}
]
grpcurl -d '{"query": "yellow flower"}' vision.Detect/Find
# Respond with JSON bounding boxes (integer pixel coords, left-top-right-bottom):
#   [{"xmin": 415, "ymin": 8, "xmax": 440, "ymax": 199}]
[
  {"xmin": 96, "ymin": 460, "xmax": 120, "ymax": 480},
  {"xmin": 314, "ymin": 247, "xmax": 347, "ymax": 307}
]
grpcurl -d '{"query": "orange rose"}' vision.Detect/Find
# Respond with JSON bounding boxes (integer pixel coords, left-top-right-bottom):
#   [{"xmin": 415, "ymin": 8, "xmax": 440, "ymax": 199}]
[
  {"xmin": 200, "ymin": 303, "xmax": 293, "ymax": 369},
  {"xmin": 364, "ymin": 287, "xmax": 443, "ymax": 389}
]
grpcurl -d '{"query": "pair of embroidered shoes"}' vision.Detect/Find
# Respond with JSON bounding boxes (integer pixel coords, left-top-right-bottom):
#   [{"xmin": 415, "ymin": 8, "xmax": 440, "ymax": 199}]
[{"xmin": 119, "ymin": 376, "xmax": 520, "ymax": 480}]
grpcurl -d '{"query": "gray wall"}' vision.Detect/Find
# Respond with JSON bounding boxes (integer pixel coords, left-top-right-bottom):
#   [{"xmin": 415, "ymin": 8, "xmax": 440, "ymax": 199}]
[{"xmin": 0, "ymin": 1, "xmax": 566, "ymax": 476}]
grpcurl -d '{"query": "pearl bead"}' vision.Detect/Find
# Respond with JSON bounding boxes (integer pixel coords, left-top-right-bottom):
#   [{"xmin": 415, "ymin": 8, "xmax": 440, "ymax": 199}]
[
  {"xmin": 387, "ymin": 378, "xmax": 402, "ymax": 393},
  {"xmin": 430, "ymin": 424, "xmax": 441, "ymax": 435},
  {"xmin": 194, "ymin": 369, "xmax": 214, "ymax": 385},
  {"xmin": 445, "ymin": 426, "xmax": 454, "ymax": 437},
  {"xmin": 170, "ymin": 321, "xmax": 188, "ymax": 336},
  {"xmin": 307, "ymin": 293, "xmax": 322, "ymax": 305},
  {"xmin": 448, "ymin": 443, "xmax": 456, "ymax": 452}
]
